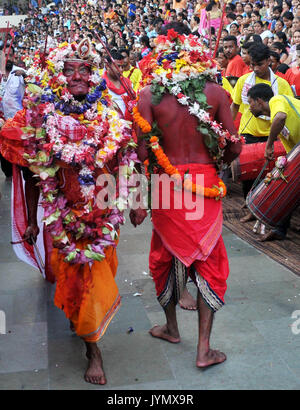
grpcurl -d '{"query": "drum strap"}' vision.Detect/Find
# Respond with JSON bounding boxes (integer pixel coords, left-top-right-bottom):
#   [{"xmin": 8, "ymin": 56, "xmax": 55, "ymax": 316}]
[
  {"xmin": 251, "ymin": 160, "xmax": 270, "ymax": 191},
  {"xmin": 282, "ymin": 95, "xmax": 300, "ymax": 119}
]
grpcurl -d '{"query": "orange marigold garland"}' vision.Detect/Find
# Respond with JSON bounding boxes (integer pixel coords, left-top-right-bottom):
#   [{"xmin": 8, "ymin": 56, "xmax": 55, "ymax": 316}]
[{"xmin": 149, "ymin": 136, "xmax": 226, "ymax": 200}]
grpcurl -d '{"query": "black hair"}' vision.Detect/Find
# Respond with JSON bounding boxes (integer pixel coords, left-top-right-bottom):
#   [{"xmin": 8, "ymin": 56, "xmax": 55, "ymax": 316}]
[
  {"xmin": 226, "ymin": 12, "xmax": 237, "ymax": 20},
  {"xmin": 282, "ymin": 10, "xmax": 294, "ymax": 20},
  {"xmin": 247, "ymin": 83, "xmax": 274, "ymax": 101},
  {"xmin": 272, "ymin": 41, "xmax": 287, "ymax": 52},
  {"xmin": 270, "ymin": 50, "xmax": 281, "ymax": 61},
  {"xmin": 107, "ymin": 49, "xmax": 124, "ymax": 62},
  {"xmin": 253, "ymin": 20, "xmax": 263, "ymax": 27},
  {"xmin": 216, "ymin": 46, "xmax": 225, "ymax": 56},
  {"xmin": 248, "ymin": 43, "xmax": 271, "ymax": 62},
  {"xmin": 273, "ymin": 5, "xmax": 283, "ymax": 13},
  {"xmin": 277, "ymin": 63, "xmax": 289, "ymax": 73},
  {"xmin": 119, "ymin": 47, "xmax": 129, "ymax": 56},
  {"xmin": 275, "ymin": 31, "xmax": 288, "ymax": 44},
  {"xmin": 223, "ymin": 35, "xmax": 238, "ymax": 45},
  {"xmin": 244, "ymin": 33, "xmax": 263, "ymax": 43},
  {"xmin": 242, "ymin": 41, "xmax": 255, "ymax": 50},
  {"xmin": 251, "ymin": 10, "xmax": 261, "ymax": 17},
  {"xmin": 159, "ymin": 22, "xmax": 191, "ymax": 35},
  {"xmin": 206, "ymin": 1, "xmax": 217, "ymax": 12},
  {"xmin": 140, "ymin": 35, "xmax": 150, "ymax": 47}
]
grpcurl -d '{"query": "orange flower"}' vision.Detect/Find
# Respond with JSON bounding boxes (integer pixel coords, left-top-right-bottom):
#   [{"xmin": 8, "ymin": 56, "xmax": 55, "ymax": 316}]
[{"xmin": 133, "ymin": 106, "xmax": 227, "ymax": 200}]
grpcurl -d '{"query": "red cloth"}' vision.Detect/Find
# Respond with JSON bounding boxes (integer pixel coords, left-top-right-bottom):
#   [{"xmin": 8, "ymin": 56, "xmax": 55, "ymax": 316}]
[
  {"xmin": 0, "ymin": 109, "xmax": 28, "ymax": 167},
  {"xmin": 275, "ymin": 71, "xmax": 287, "ymax": 80},
  {"xmin": 293, "ymin": 73, "xmax": 300, "ymax": 96},
  {"xmin": 284, "ymin": 67, "xmax": 300, "ymax": 85},
  {"xmin": 225, "ymin": 55, "xmax": 248, "ymax": 78},
  {"xmin": 149, "ymin": 163, "xmax": 229, "ymax": 310}
]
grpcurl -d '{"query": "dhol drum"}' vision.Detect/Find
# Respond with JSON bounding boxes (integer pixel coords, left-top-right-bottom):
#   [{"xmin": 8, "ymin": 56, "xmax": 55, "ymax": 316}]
[
  {"xmin": 231, "ymin": 140, "xmax": 286, "ymax": 182},
  {"xmin": 246, "ymin": 143, "xmax": 300, "ymax": 228}
]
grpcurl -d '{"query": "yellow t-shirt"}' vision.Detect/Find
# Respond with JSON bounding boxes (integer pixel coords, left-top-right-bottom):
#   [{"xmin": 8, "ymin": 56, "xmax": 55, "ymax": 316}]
[
  {"xmin": 222, "ymin": 76, "xmax": 233, "ymax": 98},
  {"xmin": 123, "ymin": 66, "xmax": 142, "ymax": 92},
  {"xmin": 232, "ymin": 73, "xmax": 293, "ymax": 137},
  {"xmin": 269, "ymin": 95, "xmax": 300, "ymax": 152}
]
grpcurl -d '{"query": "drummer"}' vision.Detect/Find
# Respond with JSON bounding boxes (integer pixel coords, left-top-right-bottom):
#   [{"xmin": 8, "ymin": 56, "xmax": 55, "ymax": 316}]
[
  {"xmin": 247, "ymin": 83, "xmax": 300, "ymax": 241},
  {"xmin": 231, "ymin": 43, "xmax": 293, "ymax": 222}
]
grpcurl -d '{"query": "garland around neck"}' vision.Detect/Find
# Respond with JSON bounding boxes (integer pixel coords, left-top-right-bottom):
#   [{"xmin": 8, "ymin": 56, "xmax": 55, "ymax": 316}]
[{"xmin": 139, "ymin": 31, "xmax": 241, "ymax": 167}]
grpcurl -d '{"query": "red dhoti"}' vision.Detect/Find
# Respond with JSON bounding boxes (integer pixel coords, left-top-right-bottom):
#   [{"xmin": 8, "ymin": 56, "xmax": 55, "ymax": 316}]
[{"xmin": 149, "ymin": 163, "xmax": 229, "ymax": 312}]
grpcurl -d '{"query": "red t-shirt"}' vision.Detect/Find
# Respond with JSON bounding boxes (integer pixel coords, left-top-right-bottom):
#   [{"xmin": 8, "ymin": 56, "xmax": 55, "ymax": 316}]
[
  {"xmin": 225, "ymin": 55, "xmax": 248, "ymax": 78},
  {"xmin": 284, "ymin": 67, "xmax": 300, "ymax": 85}
]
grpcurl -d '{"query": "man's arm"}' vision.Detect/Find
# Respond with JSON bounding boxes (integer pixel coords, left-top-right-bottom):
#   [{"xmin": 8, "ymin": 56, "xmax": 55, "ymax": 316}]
[
  {"xmin": 265, "ymin": 111, "xmax": 287, "ymax": 160},
  {"xmin": 129, "ymin": 86, "xmax": 153, "ymax": 227},
  {"xmin": 215, "ymin": 87, "xmax": 242, "ymax": 164},
  {"xmin": 230, "ymin": 102, "xmax": 240, "ymax": 121}
]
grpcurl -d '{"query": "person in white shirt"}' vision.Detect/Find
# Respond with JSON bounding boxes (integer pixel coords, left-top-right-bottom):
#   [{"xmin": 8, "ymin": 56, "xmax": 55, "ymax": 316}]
[{"xmin": 0, "ymin": 49, "xmax": 26, "ymax": 177}]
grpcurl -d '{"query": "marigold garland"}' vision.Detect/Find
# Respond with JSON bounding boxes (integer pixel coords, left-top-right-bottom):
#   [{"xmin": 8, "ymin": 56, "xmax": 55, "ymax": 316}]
[{"xmin": 134, "ymin": 107, "xmax": 226, "ymax": 200}]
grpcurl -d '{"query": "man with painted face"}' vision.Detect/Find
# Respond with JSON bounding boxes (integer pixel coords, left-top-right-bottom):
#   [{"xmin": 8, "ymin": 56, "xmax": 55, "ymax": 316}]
[
  {"xmin": 231, "ymin": 43, "xmax": 293, "ymax": 221},
  {"xmin": 0, "ymin": 40, "xmax": 137, "ymax": 385}
]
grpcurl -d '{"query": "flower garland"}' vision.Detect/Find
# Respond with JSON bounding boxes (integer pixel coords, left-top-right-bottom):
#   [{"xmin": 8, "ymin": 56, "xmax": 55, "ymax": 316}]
[
  {"xmin": 21, "ymin": 41, "xmax": 138, "ymax": 264},
  {"xmin": 138, "ymin": 30, "xmax": 241, "ymax": 168},
  {"xmin": 133, "ymin": 106, "xmax": 226, "ymax": 200}
]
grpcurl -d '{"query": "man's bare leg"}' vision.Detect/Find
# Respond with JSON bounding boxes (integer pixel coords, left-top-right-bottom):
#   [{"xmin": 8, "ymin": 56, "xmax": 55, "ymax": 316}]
[
  {"xmin": 149, "ymin": 299, "xmax": 181, "ymax": 343},
  {"xmin": 84, "ymin": 341, "xmax": 107, "ymax": 385},
  {"xmin": 179, "ymin": 287, "xmax": 197, "ymax": 311},
  {"xmin": 196, "ymin": 291, "xmax": 226, "ymax": 368}
]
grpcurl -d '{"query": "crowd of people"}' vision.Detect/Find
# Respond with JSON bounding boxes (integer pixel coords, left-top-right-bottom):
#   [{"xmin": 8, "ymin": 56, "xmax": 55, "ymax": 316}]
[
  {"xmin": 0, "ymin": 0, "xmax": 298, "ymax": 84},
  {"xmin": 0, "ymin": 0, "xmax": 299, "ymax": 386}
]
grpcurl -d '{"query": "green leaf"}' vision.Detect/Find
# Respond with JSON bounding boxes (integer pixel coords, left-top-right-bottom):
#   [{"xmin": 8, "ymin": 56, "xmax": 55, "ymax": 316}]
[
  {"xmin": 84, "ymin": 249, "xmax": 105, "ymax": 262},
  {"xmin": 194, "ymin": 92, "xmax": 207, "ymax": 104},
  {"xmin": 27, "ymin": 83, "xmax": 43, "ymax": 95},
  {"xmin": 198, "ymin": 126, "xmax": 209, "ymax": 135}
]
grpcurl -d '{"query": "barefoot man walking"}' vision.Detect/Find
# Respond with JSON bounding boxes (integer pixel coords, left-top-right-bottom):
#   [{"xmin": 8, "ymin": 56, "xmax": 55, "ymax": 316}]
[
  {"xmin": 130, "ymin": 23, "xmax": 242, "ymax": 368},
  {"xmin": 0, "ymin": 39, "xmax": 137, "ymax": 384}
]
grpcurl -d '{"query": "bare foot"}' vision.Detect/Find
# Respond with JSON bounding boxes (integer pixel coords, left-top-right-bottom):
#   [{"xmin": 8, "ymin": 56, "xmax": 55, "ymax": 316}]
[
  {"xmin": 149, "ymin": 324, "xmax": 180, "ymax": 343},
  {"xmin": 179, "ymin": 288, "xmax": 197, "ymax": 311},
  {"xmin": 85, "ymin": 345, "xmax": 107, "ymax": 385},
  {"xmin": 240, "ymin": 212, "xmax": 255, "ymax": 223},
  {"xmin": 196, "ymin": 349, "xmax": 226, "ymax": 368}
]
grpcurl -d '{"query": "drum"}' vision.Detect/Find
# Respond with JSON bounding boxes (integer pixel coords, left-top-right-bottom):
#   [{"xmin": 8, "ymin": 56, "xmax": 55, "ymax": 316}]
[
  {"xmin": 246, "ymin": 143, "xmax": 300, "ymax": 228},
  {"xmin": 231, "ymin": 140, "xmax": 286, "ymax": 182}
]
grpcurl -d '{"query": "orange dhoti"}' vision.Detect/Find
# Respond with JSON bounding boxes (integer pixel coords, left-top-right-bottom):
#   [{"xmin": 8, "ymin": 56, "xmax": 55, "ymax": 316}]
[
  {"xmin": 149, "ymin": 163, "xmax": 229, "ymax": 312},
  {"xmin": 51, "ymin": 238, "xmax": 120, "ymax": 342}
]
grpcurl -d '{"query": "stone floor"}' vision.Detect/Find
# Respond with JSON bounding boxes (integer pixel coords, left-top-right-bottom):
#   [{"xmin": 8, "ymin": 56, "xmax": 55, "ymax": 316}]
[{"xmin": 1, "ymin": 170, "xmax": 300, "ymax": 390}]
